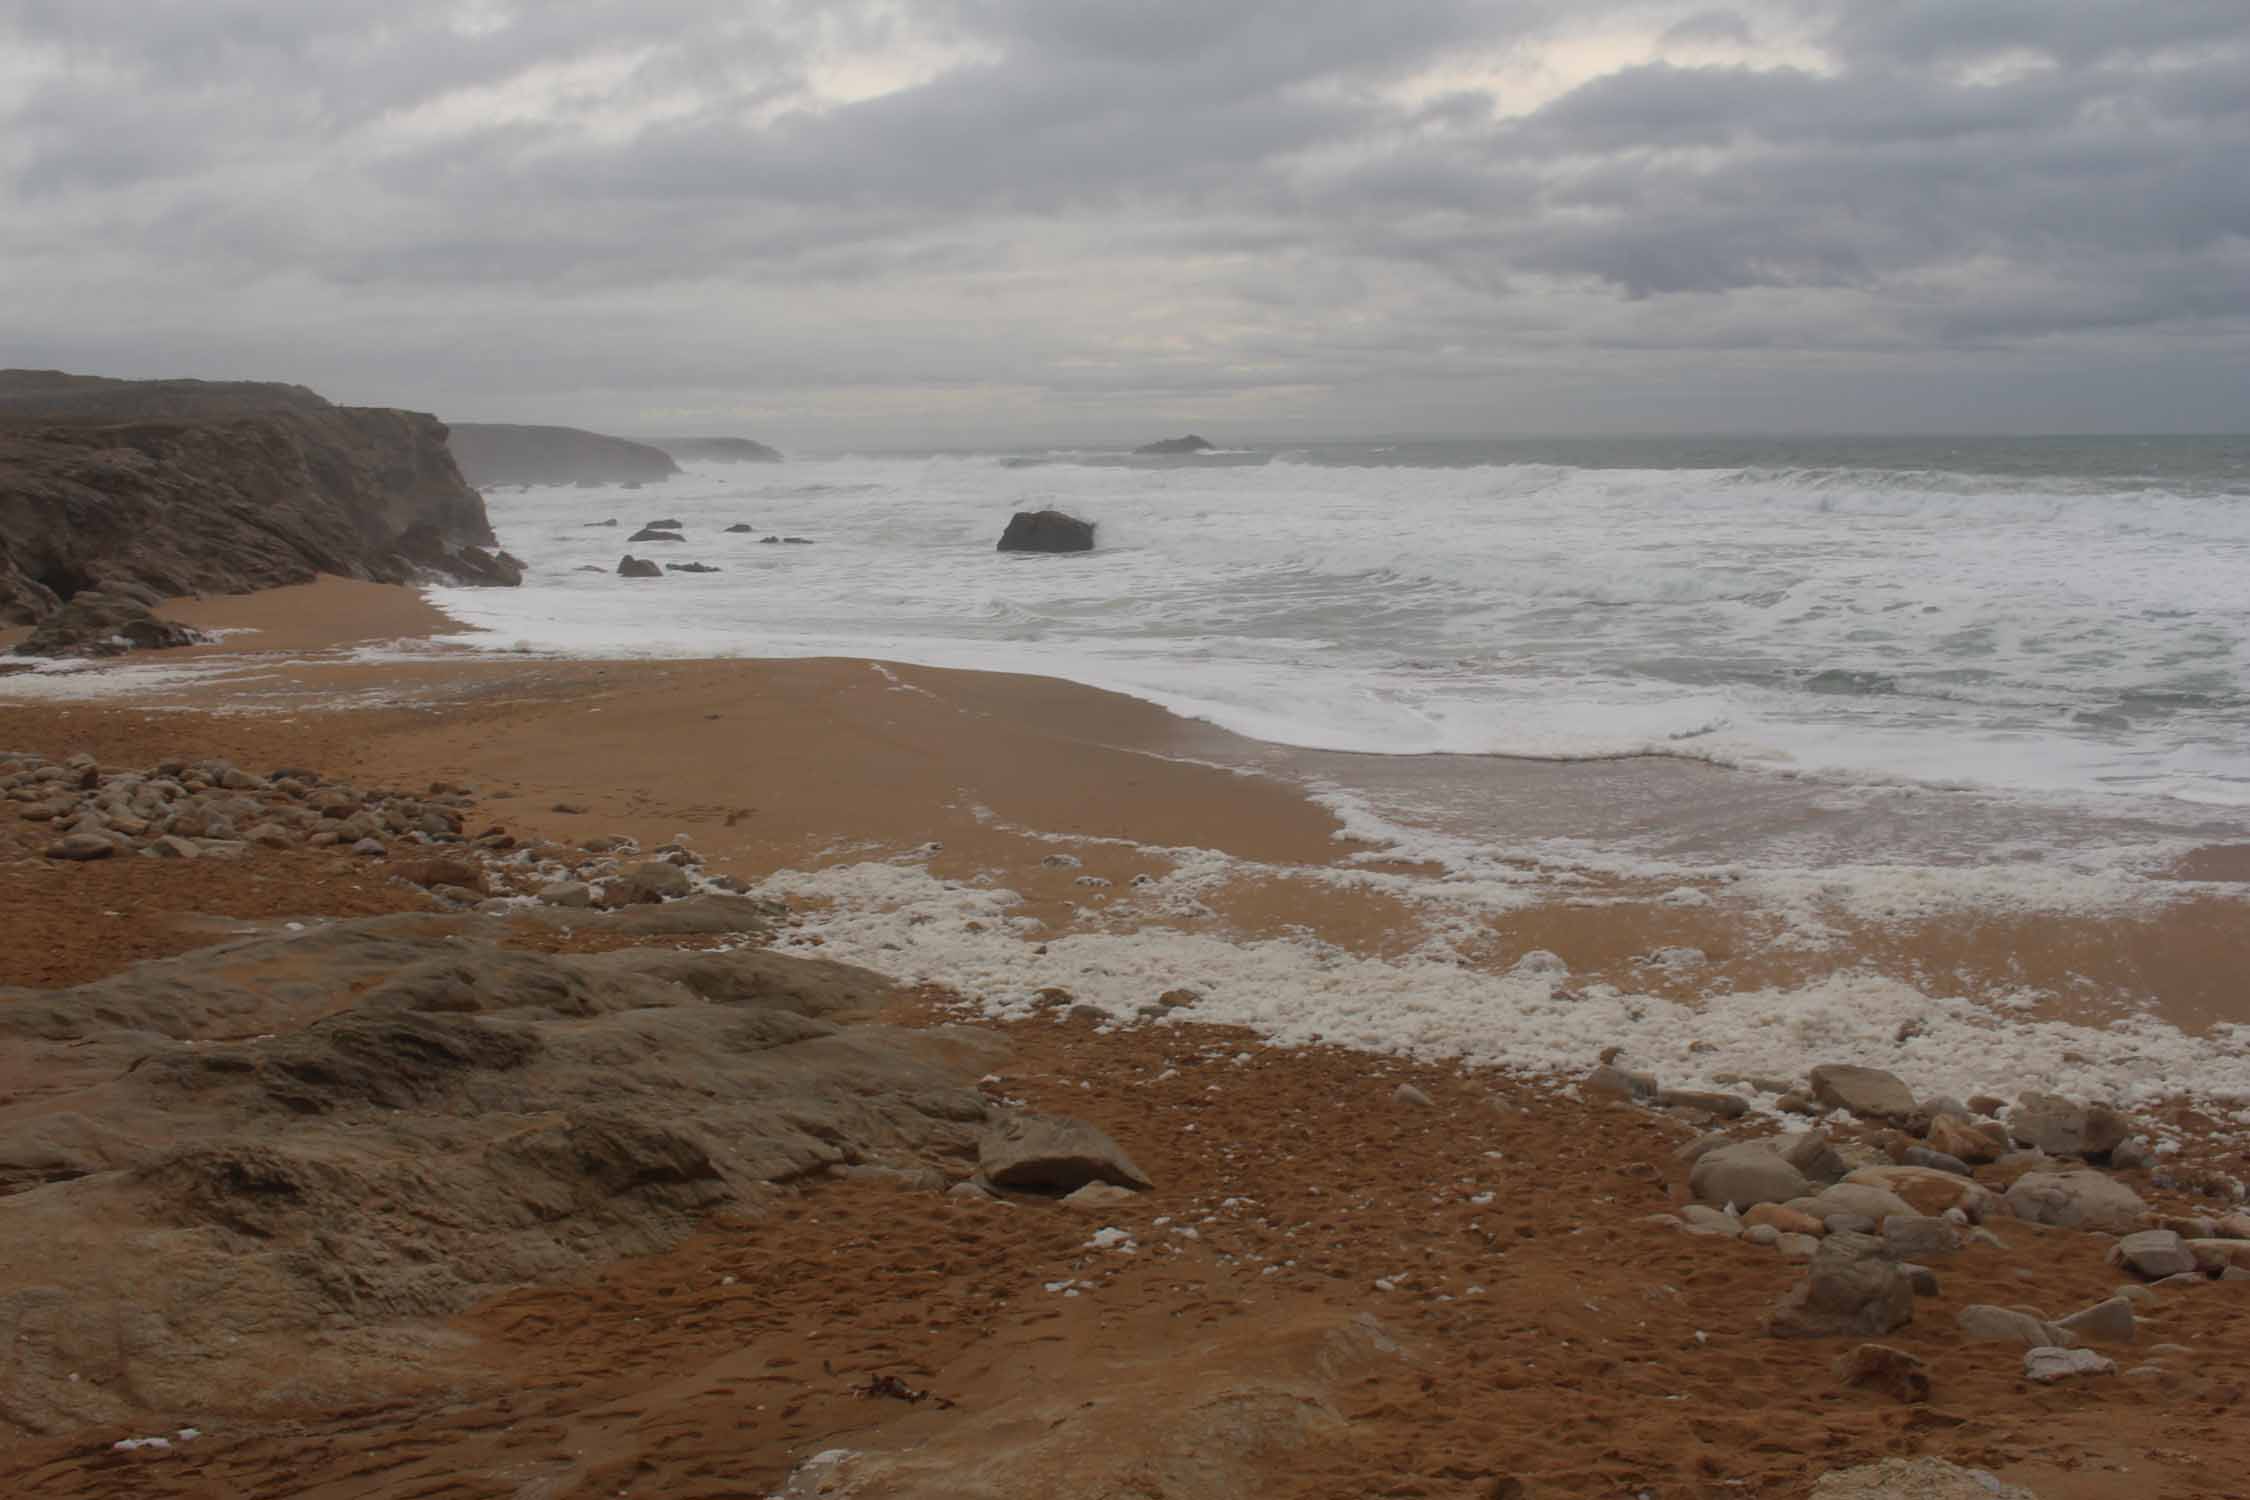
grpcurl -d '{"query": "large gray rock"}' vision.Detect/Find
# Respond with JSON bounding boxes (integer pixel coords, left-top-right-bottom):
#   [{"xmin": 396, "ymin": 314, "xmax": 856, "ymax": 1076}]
[
  {"xmin": 1690, "ymin": 1142, "xmax": 1810, "ymax": 1208},
  {"xmin": 1956, "ymin": 1305, "xmax": 2068, "ymax": 1347},
  {"xmin": 1777, "ymin": 1128, "xmax": 1848, "ymax": 1185},
  {"xmin": 2006, "ymin": 1170, "xmax": 2148, "ymax": 1233},
  {"xmin": 978, "ymin": 1111, "xmax": 1152, "ymax": 1194},
  {"xmin": 996, "ymin": 509, "xmax": 1096, "ymax": 553},
  {"xmin": 609, "ymin": 860, "xmax": 693, "ymax": 904},
  {"xmin": 1808, "ymin": 1064, "xmax": 1919, "ymax": 1121},
  {"xmin": 1769, "ymin": 1233, "xmax": 1914, "ymax": 1339},
  {"xmin": 2007, "ymin": 1092, "xmax": 2129, "ymax": 1158},
  {"xmin": 2056, "ymin": 1297, "xmax": 2135, "ymax": 1344},
  {"xmin": 2108, "ymin": 1228, "xmax": 2195, "ymax": 1279}
]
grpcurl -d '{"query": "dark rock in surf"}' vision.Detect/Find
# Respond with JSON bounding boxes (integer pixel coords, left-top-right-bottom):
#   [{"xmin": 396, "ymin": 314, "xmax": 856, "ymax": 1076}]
[
  {"xmin": 584, "ymin": 519, "xmax": 619, "ymax": 528},
  {"xmin": 1134, "ymin": 435, "xmax": 1215, "ymax": 455},
  {"xmin": 617, "ymin": 556, "xmax": 662, "ymax": 578},
  {"xmin": 724, "ymin": 523, "xmax": 756, "ymax": 533},
  {"xmin": 997, "ymin": 510, "xmax": 1095, "ymax": 554},
  {"xmin": 666, "ymin": 562, "xmax": 720, "ymax": 574},
  {"xmin": 627, "ymin": 527, "xmax": 684, "ymax": 544},
  {"xmin": 644, "ymin": 519, "xmax": 682, "ymax": 529}
]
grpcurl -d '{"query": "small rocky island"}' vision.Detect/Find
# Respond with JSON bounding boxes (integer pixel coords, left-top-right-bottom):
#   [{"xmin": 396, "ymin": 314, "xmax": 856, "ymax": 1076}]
[
  {"xmin": 654, "ymin": 436, "xmax": 783, "ymax": 464},
  {"xmin": 447, "ymin": 424, "xmax": 682, "ymax": 487},
  {"xmin": 1133, "ymin": 434, "xmax": 1215, "ymax": 455}
]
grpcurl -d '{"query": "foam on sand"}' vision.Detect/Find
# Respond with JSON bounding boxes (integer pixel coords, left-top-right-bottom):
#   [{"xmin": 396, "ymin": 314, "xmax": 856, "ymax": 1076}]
[{"xmin": 752, "ymin": 860, "xmax": 2250, "ymax": 1124}]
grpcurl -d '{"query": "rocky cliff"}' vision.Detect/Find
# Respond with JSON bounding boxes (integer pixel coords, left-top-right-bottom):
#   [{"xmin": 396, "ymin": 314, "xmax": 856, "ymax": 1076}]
[
  {"xmin": 0, "ymin": 371, "xmax": 517, "ymax": 626},
  {"xmin": 447, "ymin": 423, "xmax": 682, "ymax": 486}
]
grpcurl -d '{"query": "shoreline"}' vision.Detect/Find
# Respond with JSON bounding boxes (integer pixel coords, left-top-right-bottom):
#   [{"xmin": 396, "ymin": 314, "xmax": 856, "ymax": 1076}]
[
  {"xmin": 5, "ymin": 577, "xmax": 2250, "ymax": 1074},
  {"xmin": 7, "ymin": 576, "xmax": 2250, "ymax": 1498}
]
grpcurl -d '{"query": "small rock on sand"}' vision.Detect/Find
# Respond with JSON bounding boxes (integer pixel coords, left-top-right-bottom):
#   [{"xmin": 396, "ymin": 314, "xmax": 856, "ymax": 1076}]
[
  {"xmin": 2108, "ymin": 1229, "xmax": 2195, "ymax": 1279},
  {"xmin": 2025, "ymin": 1346, "xmax": 2116, "ymax": 1383},
  {"xmin": 979, "ymin": 1112, "xmax": 1152, "ymax": 1194},
  {"xmin": 1392, "ymin": 1083, "xmax": 1434, "ymax": 1108},
  {"xmin": 1956, "ymin": 1305, "xmax": 2066, "ymax": 1347},
  {"xmin": 2056, "ymin": 1297, "xmax": 2136, "ymax": 1344},
  {"xmin": 1833, "ymin": 1343, "xmax": 1930, "ymax": 1403},
  {"xmin": 1691, "ymin": 1142, "xmax": 1810, "ymax": 1208},
  {"xmin": 1768, "ymin": 1233, "xmax": 1913, "ymax": 1339},
  {"xmin": 1808, "ymin": 1064, "xmax": 1919, "ymax": 1121},
  {"xmin": 2006, "ymin": 1170, "xmax": 2148, "ymax": 1233},
  {"xmin": 1809, "ymin": 1458, "xmax": 2040, "ymax": 1499}
]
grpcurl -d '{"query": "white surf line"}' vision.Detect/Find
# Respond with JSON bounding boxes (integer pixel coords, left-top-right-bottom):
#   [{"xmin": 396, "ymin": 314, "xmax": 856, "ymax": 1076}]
[{"xmin": 751, "ymin": 859, "xmax": 2250, "ymax": 1130}]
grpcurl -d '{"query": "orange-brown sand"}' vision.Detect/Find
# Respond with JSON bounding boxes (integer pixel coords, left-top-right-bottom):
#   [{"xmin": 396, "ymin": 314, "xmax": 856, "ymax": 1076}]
[{"xmin": 7, "ymin": 578, "xmax": 2250, "ymax": 1499}]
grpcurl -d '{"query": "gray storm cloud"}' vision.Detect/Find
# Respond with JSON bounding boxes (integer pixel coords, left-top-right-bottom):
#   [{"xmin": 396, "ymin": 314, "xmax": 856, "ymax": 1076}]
[{"xmin": 3, "ymin": 0, "xmax": 2244, "ymax": 443}]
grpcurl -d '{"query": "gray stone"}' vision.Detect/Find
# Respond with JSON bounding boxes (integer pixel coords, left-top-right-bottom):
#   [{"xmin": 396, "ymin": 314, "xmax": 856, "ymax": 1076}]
[
  {"xmin": 1777, "ymin": 1129, "xmax": 1848, "ymax": 1185},
  {"xmin": 978, "ymin": 1111, "xmax": 1152, "ymax": 1194},
  {"xmin": 2112, "ymin": 1135, "xmax": 2155, "ymax": 1171},
  {"xmin": 1777, "ymin": 1232, "xmax": 1821, "ymax": 1261},
  {"xmin": 1690, "ymin": 1142, "xmax": 1810, "ymax": 1208},
  {"xmin": 1678, "ymin": 1204, "xmax": 1743, "ymax": 1237},
  {"xmin": 612, "ymin": 860, "xmax": 693, "ymax": 904},
  {"xmin": 1956, "ymin": 1304, "xmax": 2067, "ymax": 1347},
  {"xmin": 1768, "ymin": 1236, "xmax": 1914, "ymax": 1339},
  {"xmin": 1584, "ymin": 1063, "xmax": 1658, "ymax": 1102},
  {"xmin": 2007, "ymin": 1170, "xmax": 2149, "ymax": 1233},
  {"xmin": 1061, "ymin": 1182, "xmax": 1142, "ymax": 1211},
  {"xmin": 1743, "ymin": 1223, "xmax": 1781, "ymax": 1247},
  {"xmin": 1832, "ymin": 1343, "xmax": 1930, "ymax": 1404},
  {"xmin": 1897, "ymin": 1262, "xmax": 1940, "ymax": 1297},
  {"xmin": 1824, "ymin": 1213, "xmax": 1879, "ymax": 1236},
  {"xmin": 1809, "ymin": 1458, "xmax": 2037, "ymax": 1500},
  {"xmin": 146, "ymin": 834, "xmax": 201, "ymax": 860},
  {"xmin": 2108, "ymin": 1228, "xmax": 2196, "ymax": 1280},
  {"xmin": 1673, "ymin": 1132, "xmax": 1730, "ymax": 1165},
  {"xmin": 45, "ymin": 833, "xmax": 116, "ymax": 861},
  {"xmin": 2056, "ymin": 1297, "xmax": 2136, "ymax": 1344},
  {"xmin": 2007, "ymin": 1092, "xmax": 2129, "ymax": 1158},
  {"xmin": 2025, "ymin": 1346, "xmax": 2116, "ymax": 1383},
  {"xmin": 1899, "ymin": 1145, "xmax": 1972, "ymax": 1177},
  {"xmin": 350, "ymin": 837, "xmax": 386, "ymax": 856},
  {"xmin": 1808, "ymin": 1064, "xmax": 1919, "ymax": 1121},
  {"xmin": 537, "ymin": 881, "xmax": 593, "ymax": 909},
  {"xmin": 1880, "ymin": 1214, "xmax": 1961, "ymax": 1261},
  {"xmin": 1391, "ymin": 1083, "xmax": 1433, "ymax": 1108},
  {"xmin": 1656, "ymin": 1087, "xmax": 1747, "ymax": 1118},
  {"xmin": 1803, "ymin": 1182, "xmax": 1917, "ymax": 1223}
]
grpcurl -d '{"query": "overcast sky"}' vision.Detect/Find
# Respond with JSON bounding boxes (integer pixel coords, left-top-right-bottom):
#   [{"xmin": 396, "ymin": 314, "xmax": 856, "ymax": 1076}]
[{"xmin": 4, "ymin": 1, "xmax": 2245, "ymax": 446}]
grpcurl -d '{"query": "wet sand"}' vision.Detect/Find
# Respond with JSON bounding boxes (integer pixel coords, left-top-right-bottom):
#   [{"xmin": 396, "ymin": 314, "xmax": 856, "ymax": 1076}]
[
  {"xmin": 7, "ymin": 577, "xmax": 2250, "ymax": 1036},
  {"xmin": 7, "ymin": 578, "xmax": 2250, "ymax": 1499}
]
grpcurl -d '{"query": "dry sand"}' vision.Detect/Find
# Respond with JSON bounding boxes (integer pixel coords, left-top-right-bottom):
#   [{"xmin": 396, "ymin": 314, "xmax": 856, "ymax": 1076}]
[{"xmin": 4, "ymin": 577, "xmax": 2250, "ymax": 1498}]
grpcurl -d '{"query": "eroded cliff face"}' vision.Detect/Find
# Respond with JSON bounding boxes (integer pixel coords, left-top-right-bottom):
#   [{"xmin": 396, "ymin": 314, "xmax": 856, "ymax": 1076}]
[{"xmin": 0, "ymin": 371, "xmax": 517, "ymax": 625}]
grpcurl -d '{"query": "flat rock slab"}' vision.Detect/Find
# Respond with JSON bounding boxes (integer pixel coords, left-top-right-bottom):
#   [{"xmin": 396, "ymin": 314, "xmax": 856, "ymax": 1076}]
[
  {"xmin": 1808, "ymin": 1065, "xmax": 1918, "ymax": 1121},
  {"xmin": 979, "ymin": 1110, "xmax": 1153, "ymax": 1194},
  {"xmin": 1811, "ymin": 1458, "xmax": 2041, "ymax": 1499}
]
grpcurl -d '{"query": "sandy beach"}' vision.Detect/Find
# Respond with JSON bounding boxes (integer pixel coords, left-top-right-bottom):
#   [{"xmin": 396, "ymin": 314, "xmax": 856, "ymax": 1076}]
[{"xmin": 4, "ymin": 579, "xmax": 2250, "ymax": 1499}]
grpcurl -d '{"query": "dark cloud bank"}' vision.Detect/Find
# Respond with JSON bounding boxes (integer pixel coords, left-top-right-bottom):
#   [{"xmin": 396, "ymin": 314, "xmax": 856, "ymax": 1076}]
[{"xmin": 4, "ymin": 0, "xmax": 2244, "ymax": 445}]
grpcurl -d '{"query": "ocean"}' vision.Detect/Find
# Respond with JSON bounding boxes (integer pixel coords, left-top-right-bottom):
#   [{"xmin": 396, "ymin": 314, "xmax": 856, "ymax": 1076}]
[{"xmin": 437, "ymin": 435, "xmax": 2250, "ymax": 882}]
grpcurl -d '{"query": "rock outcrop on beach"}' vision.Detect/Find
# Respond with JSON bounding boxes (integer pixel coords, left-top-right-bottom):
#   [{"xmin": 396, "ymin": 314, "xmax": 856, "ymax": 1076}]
[
  {"xmin": 12, "ymin": 589, "xmax": 211, "ymax": 658},
  {"xmin": 0, "ymin": 369, "xmax": 514, "ymax": 627},
  {"xmin": 997, "ymin": 509, "xmax": 1096, "ymax": 553},
  {"xmin": 1134, "ymin": 434, "xmax": 1216, "ymax": 454},
  {"xmin": 0, "ymin": 907, "xmax": 1007, "ymax": 1433},
  {"xmin": 446, "ymin": 423, "xmax": 682, "ymax": 487},
  {"xmin": 652, "ymin": 436, "xmax": 783, "ymax": 464}
]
